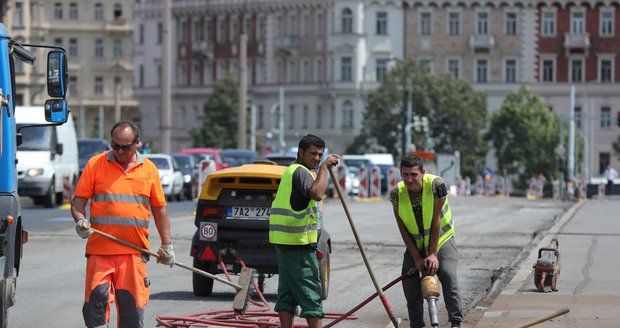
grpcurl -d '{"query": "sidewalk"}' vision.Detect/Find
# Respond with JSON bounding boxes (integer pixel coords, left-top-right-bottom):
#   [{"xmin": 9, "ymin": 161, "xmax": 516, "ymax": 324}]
[{"xmin": 475, "ymin": 198, "xmax": 620, "ymax": 327}]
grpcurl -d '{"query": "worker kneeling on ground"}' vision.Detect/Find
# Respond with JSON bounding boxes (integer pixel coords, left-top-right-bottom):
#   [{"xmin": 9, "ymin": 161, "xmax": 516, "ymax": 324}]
[
  {"xmin": 71, "ymin": 121, "xmax": 174, "ymax": 328},
  {"xmin": 389, "ymin": 155, "xmax": 463, "ymax": 328},
  {"xmin": 269, "ymin": 134, "xmax": 339, "ymax": 328}
]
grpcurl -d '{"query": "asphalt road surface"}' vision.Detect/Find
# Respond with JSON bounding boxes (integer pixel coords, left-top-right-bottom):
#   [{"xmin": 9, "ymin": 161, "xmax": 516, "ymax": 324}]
[{"xmin": 10, "ymin": 196, "xmax": 570, "ymax": 327}]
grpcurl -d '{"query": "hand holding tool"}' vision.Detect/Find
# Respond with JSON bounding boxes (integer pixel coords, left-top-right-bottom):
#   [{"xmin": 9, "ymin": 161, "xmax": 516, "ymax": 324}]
[{"xmin": 75, "ymin": 218, "xmax": 93, "ymax": 239}]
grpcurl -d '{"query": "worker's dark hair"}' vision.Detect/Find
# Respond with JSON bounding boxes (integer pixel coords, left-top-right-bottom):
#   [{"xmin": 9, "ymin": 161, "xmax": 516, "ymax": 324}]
[
  {"xmin": 111, "ymin": 121, "xmax": 140, "ymax": 143},
  {"xmin": 298, "ymin": 134, "xmax": 325, "ymax": 151},
  {"xmin": 401, "ymin": 155, "xmax": 424, "ymax": 170}
]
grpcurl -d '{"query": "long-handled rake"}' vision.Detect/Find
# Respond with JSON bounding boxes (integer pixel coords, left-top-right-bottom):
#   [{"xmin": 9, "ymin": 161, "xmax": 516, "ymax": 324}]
[{"xmin": 90, "ymin": 228, "xmax": 254, "ymax": 314}]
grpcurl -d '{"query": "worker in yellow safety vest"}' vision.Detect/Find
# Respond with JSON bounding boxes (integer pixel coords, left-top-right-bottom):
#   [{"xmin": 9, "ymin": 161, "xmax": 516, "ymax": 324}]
[
  {"xmin": 269, "ymin": 134, "xmax": 339, "ymax": 328},
  {"xmin": 389, "ymin": 155, "xmax": 462, "ymax": 328}
]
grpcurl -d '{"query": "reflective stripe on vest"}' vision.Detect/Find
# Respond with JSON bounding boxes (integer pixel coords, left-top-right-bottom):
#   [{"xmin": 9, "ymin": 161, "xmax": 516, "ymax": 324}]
[
  {"xmin": 397, "ymin": 175, "xmax": 454, "ymax": 253},
  {"xmin": 92, "ymin": 193, "xmax": 150, "ymax": 206},
  {"xmin": 269, "ymin": 164, "xmax": 318, "ymax": 245},
  {"xmin": 90, "ymin": 216, "xmax": 150, "ymax": 228}
]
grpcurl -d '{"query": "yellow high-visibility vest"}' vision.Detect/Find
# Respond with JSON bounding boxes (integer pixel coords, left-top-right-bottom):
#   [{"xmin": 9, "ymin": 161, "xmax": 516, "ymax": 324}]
[
  {"xmin": 269, "ymin": 164, "xmax": 318, "ymax": 245},
  {"xmin": 397, "ymin": 174, "xmax": 454, "ymax": 253}
]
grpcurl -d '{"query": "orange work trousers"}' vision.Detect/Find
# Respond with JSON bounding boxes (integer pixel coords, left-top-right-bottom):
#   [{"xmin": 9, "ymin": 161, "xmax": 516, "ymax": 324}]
[{"xmin": 83, "ymin": 254, "xmax": 150, "ymax": 328}]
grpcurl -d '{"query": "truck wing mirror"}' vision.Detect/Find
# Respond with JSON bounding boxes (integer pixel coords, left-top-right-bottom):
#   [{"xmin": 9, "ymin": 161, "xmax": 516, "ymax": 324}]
[
  {"xmin": 55, "ymin": 143, "xmax": 64, "ymax": 156},
  {"xmin": 47, "ymin": 50, "xmax": 68, "ymax": 98},
  {"xmin": 44, "ymin": 99, "xmax": 68, "ymax": 124}
]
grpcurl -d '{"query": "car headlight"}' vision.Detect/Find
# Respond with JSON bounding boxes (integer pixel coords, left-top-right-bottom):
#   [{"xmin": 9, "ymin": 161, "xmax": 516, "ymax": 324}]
[
  {"xmin": 353, "ymin": 179, "xmax": 360, "ymax": 187},
  {"xmin": 26, "ymin": 168, "xmax": 44, "ymax": 177},
  {"xmin": 183, "ymin": 174, "xmax": 191, "ymax": 183},
  {"xmin": 161, "ymin": 175, "xmax": 170, "ymax": 185}
]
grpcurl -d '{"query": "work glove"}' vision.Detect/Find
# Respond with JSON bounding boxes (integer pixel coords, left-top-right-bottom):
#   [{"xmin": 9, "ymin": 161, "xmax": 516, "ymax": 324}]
[
  {"xmin": 157, "ymin": 244, "xmax": 175, "ymax": 268},
  {"xmin": 75, "ymin": 218, "xmax": 93, "ymax": 239}
]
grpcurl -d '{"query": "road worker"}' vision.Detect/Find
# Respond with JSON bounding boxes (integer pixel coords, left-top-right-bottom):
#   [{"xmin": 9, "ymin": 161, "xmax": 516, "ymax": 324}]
[
  {"xmin": 71, "ymin": 121, "xmax": 174, "ymax": 328},
  {"xmin": 269, "ymin": 134, "xmax": 339, "ymax": 328},
  {"xmin": 389, "ymin": 155, "xmax": 462, "ymax": 328}
]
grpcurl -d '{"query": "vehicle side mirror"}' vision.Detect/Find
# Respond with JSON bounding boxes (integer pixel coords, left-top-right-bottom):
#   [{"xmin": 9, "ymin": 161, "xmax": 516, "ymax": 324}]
[
  {"xmin": 44, "ymin": 99, "xmax": 68, "ymax": 124},
  {"xmin": 55, "ymin": 143, "xmax": 64, "ymax": 155},
  {"xmin": 47, "ymin": 50, "xmax": 68, "ymax": 98},
  {"xmin": 16, "ymin": 133, "xmax": 22, "ymax": 147}
]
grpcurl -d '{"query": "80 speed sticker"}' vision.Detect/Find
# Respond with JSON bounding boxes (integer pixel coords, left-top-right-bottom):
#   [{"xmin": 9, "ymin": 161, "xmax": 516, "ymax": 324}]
[{"xmin": 199, "ymin": 222, "xmax": 217, "ymax": 241}]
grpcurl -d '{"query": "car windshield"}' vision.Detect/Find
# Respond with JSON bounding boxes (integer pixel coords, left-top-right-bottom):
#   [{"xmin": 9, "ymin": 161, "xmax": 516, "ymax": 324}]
[
  {"xmin": 223, "ymin": 154, "xmax": 255, "ymax": 167},
  {"xmin": 344, "ymin": 159, "xmax": 370, "ymax": 168},
  {"xmin": 173, "ymin": 155, "xmax": 192, "ymax": 169},
  {"xmin": 17, "ymin": 125, "xmax": 51, "ymax": 151},
  {"xmin": 267, "ymin": 156, "xmax": 296, "ymax": 166},
  {"xmin": 189, "ymin": 153, "xmax": 213, "ymax": 164},
  {"xmin": 149, "ymin": 157, "xmax": 170, "ymax": 169},
  {"xmin": 78, "ymin": 141, "xmax": 108, "ymax": 160}
]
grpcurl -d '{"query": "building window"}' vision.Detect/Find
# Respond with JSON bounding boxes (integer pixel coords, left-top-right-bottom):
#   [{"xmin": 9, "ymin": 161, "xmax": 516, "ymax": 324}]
[
  {"xmin": 69, "ymin": 76, "xmax": 78, "ymax": 97},
  {"xmin": 288, "ymin": 105, "xmax": 295, "ymax": 129},
  {"xmin": 342, "ymin": 101, "xmax": 354, "ymax": 129},
  {"xmin": 288, "ymin": 60, "xmax": 296, "ymax": 83},
  {"xmin": 599, "ymin": 153, "xmax": 611, "ymax": 174},
  {"xmin": 193, "ymin": 19, "xmax": 200, "ymax": 41},
  {"xmin": 448, "ymin": 12, "xmax": 460, "ymax": 35},
  {"xmin": 542, "ymin": 59, "xmax": 554, "ymax": 82},
  {"xmin": 330, "ymin": 104, "xmax": 335, "ymax": 128},
  {"xmin": 341, "ymin": 57, "xmax": 352, "ymax": 81},
  {"xmin": 541, "ymin": 10, "xmax": 555, "ymax": 36},
  {"xmin": 113, "ymin": 39, "xmax": 122, "ymax": 59},
  {"xmin": 157, "ymin": 23, "xmax": 163, "ymax": 44},
  {"xmin": 231, "ymin": 17, "xmax": 238, "ymax": 42},
  {"xmin": 376, "ymin": 58, "xmax": 388, "ymax": 82},
  {"xmin": 69, "ymin": 3, "xmax": 78, "ymax": 20},
  {"xmin": 259, "ymin": 16, "xmax": 266, "ymax": 40},
  {"xmin": 288, "ymin": 14, "xmax": 296, "ymax": 36},
  {"xmin": 94, "ymin": 77, "xmax": 103, "ymax": 95},
  {"xmin": 138, "ymin": 65, "xmax": 144, "ymax": 87},
  {"xmin": 54, "ymin": 38, "xmax": 63, "ymax": 47},
  {"xmin": 244, "ymin": 16, "xmax": 252, "ymax": 39},
  {"xmin": 575, "ymin": 106, "xmax": 582, "ymax": 129},
  {"xmin": 255, "ymin": 60, "xmax": 264, "ymax": 84},
  {"xmin": 447, "ymin": 58, "xmax": 460, "ymax": 78},
  {"xmin": 317, "ymin": 13, "xmax": 325, "ymax": 36},
  {"xmin": 316, "ymin": 105, "xmax": 322, "ymax": 129},
  {"xmin": 570, "ymin": 59, "xmax": 583, "ymax": 82},
  {"xmin": 257, "ymin": 105, "xmax": 264, "ymax": 129},
  {"xmin": 203, "ymin": 62, "xmax": 212, "ymax": 85},
  {"xmin": 419, "ymin": 58, "xmax": 433, "ymax": 74},
  {"xmin": 376, "ymin": 11, "xmax": 388, "ymax": 35},
  {"xmin": 215, "ymin": 61, "xmax": 224, "ymax": 80},
  {"xmin": 157, "ymin": 65, "xmax": 162, "ymax": 86},
  {"xmin": 600, "ymin": 59, "xmax": 613, "ymax": 82},
  {"xmin": 600, "ymin": 10, "xmax": 614, "ymax": 36},
  {"xmin": 477, "ymin": 12, "xmax": 489, "ymax": 35},
  {"xmin": 601, "ymin": 106, "xmax": 611, "ymax": 128},
  {"xmin": 13, "ymin": 2, "xmax": 23, "ymax": 28},
  {"xmin": 217, "ymin": 18, "xmax": 225, "ymax": 43},
  {"xmin": 94, "ymin": 3, "xmax": 103, "ymax": 20},
  {"xmin": 504, "ymin": 59, "xmax": 517, "ymax": 82},
  {"xmin": 69, "ymin": 38, "xmax": 78, "ymax": 56},
  {"xmin": 316, "ymin": 59, "xmax": 324, "ymax": 82},
  {"xmin": 571, "ymin": 10, "xmax": 585, "ymax": 34},
  {"xmin": 192, "ymin": 62, "xmax": 201, "ymax": 86},
  {"xmin": 94, "ymin": 39, "xmax": 104, "ymax": 58},
  {"xmin": 476, "ymin": 59, "xmax": 488, "ymax": 83},
  {"xmin": 113, "ymin": 3, "xmax": 123, "ymax": 20},
  {"xmin": 302, "ymin": 14, "xmax": 310, "ymax": 37},
  {"xmin": 303, "ymin": 60, "xmax": 312, "ymax": 82},
  {"xmin": 54, "ymin": 2, "xmax": 62, "ymax": 19},
  {"xmin": 178, "ymin": 63, "xmax": 187, "ymax": 86},
  {"xmin": 342, "ymin": 8, "xmax": 353, "ymax": 33},
  {"xmin": 505, "ymin": 12, "xmax": 517, "ymax": 36},
  {"xmin": 138, "ymin": 24, "xmax": 144, "ymax": 45},
  {"xmin": 420, "ymin": 12, "xmax": 432, "ymax": 36},
  {"xmin": 179, "ymin": 20, "xmax": 188, "ymax": 43},
  {"xmin": 302, "ymin": 105, "xmax": 308, "ymax": 129}
]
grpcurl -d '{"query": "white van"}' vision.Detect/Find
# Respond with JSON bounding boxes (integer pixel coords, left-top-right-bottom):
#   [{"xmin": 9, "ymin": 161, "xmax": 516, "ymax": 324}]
[{"xmin": 15, "ymin": 106, "xmax": 79, "ymax": 207}]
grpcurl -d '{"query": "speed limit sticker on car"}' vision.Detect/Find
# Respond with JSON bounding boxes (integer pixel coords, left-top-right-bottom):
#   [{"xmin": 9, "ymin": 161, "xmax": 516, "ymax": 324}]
[{"xmin": 199, "ymin": 222, "xmax": 217, "ymax": 241}]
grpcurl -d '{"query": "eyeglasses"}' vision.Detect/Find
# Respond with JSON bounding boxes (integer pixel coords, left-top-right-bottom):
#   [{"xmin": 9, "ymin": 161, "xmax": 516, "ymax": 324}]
[{"xmin": 111, "ymin": 142, "xmax": 135, "ymax": 151}]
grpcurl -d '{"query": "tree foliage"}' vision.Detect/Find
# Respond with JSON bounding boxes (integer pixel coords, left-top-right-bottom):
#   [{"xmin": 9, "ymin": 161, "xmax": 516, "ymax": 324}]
[
  {"xmin": 190, "ymin": 73, "xmax": 239, "ymax": 148},
  {"xmin": 486, "ymin": 86, "xmax": 560, "ymax": 188},
  {"xmin": 347, "ymin": 60, "xmax": 488, "ymax": 177}
]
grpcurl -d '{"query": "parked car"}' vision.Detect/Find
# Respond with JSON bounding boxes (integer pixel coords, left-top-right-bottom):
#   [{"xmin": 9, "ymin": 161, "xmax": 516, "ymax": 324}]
[
  {"xmin": 343, "ymin": 155, "xmax": 373, "ymax": 196},
  {"xmin": 191, "ymin": 161, "xmax": 331, "ymax": 298},
  {"xmin": 78, "ymin": 138, "xmax": 111, "ymax": 176},
  {"xmin": 145, "ymin": 154, "xmax": 184, "ymax": 201},
  {"xmin": 180, "ymin": 148, "xmax": 227, "ymax": 171},
  {"xmin": 172, "ymin": 153, "xmax": 198, "ymax": 200},
  {"xmin": 221, "ymin": 149, "xmax": 257, "ymax": 167},
  {"xmin": 265, "ymin": 152, "xmax": 296, "ymax": 166},
  {"xmin": 365, "ymin": 153, "xmax": 395, "ymax": 194}
]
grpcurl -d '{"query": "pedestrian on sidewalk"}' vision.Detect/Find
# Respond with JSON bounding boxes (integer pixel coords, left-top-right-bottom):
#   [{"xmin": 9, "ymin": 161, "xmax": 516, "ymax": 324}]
[
  {"xmin": 389, "ymin": 155, "xmax": 462, "ymax": 328},
  {"xmin": 604, "ymin": 164, "xmax": 618, "ymax": 195},
  {"xmin": 269, "ymin": 134, "xmax": 339, "ymax": 328},
  {"xmin": 71, "ymin": 121, "xmax": 175, "ymax": 328}
]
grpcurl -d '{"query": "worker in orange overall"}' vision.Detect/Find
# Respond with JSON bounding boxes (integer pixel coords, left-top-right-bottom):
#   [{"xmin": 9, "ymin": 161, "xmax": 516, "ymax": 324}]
[{"xmin": 71, "ymin": 121, "xmax": 174, "ymax": 327}]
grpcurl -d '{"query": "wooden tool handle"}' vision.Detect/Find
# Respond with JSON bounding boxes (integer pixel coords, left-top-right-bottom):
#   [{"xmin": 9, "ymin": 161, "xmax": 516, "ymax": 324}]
[{"xmin": 515, "ymin": 308, "xmax": 569, "ymax": 328}]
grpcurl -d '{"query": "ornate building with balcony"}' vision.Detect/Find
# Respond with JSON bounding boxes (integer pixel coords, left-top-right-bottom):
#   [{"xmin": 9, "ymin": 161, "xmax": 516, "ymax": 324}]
[
  {"xmin": 4, "ymin": 0, "xmax": 139, "ymax": 139},
  {"xmin": 133, "ymin": 0, "xmax": 404, "ymax": 153}
]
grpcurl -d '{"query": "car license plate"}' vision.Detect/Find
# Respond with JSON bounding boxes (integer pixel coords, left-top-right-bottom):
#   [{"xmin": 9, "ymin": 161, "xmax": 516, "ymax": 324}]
[{"xmin": 226, "ymin": 206, "xmax": 271, "ymax": 220}]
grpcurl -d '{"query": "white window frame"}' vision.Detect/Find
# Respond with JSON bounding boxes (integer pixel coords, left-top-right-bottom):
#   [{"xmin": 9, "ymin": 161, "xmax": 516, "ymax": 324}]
[
  {"xmin": 541, "ymin": 9, "xmax": 556, "ymax": 37},
  {"xmin": 476, "ymin": 10, "xmax": 490, "ymax": 35},
  {"xmin": 375, "ymin": 58, "xmax": 389, "ymax": 82},
  {"xmin": 475, "ymin": 58, "xmax": 490, "ymax": 83},
  {"xmin": 569, "ymin": 57, "xmax": 585, "ymax": 82},
  {"xmin": 597, "ymin": 54, "xmax": 615, "ymax": 83},
  {"xmin": 504, "ymin": 11, "xmax": 518, "ymax": 36},
  {"xmin": 342, "ymin": 100, "xmax": 354, "ymax": 129},
  {"xmin": 503, "ymin": 57, "xmax": 518, "ymax": 83},
  {"xmin": 94, "ymin": 3, "xmax": 104, "ymax": 20},
  {"xmin": 341, "ymin": 8, "xmax": 353, "ymax": 34},
  {"xmin": 600, "ymin": 8, "xmax": 615, "ymax": 37},
  {"xmin": 600, "ymin": 106, "xmax": 612, "ymax": 128},
  {"xmin": 570, "ymin": 8, "xmax": 586, "ymax": 35},
  {"xmin": 445, "ymin": 56, "xmax": 461, "ymax": 78},
  {"xmin": 341, "ymin": 57, "xmax": 353, "ymax": 81},
  {"xmin": 446, "ymin": 10, "xmax": 460, "ymax": 36},
  {"xmin": 376, "ymin": 11, "xmax": 388, "ymax": 35},
  {"xmin": 419, "ymin": 11, "xmax": 433, "ymax": 36},
  {"xmin": 539, "ymin": 55, "xmax": 556, "ymax": 82}
]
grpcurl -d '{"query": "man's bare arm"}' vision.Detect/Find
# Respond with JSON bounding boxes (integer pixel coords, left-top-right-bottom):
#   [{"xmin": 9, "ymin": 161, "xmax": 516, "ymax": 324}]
[{"xmin": 71, "ymin": 197, "xmax": 89, "ymax": 223}]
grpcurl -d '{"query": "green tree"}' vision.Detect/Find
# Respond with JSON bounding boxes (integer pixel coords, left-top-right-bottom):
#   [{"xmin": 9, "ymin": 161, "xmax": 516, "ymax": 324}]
[
  {"xmin": 486, "ymin": 86, "xmax": 559, "ymax": 188},
  {"xmin": 190, "ymin": 73, "xmax": 238, "ymax": 148},
  {"xmin": 347, "ymin": 60, "xmax": 488, "ymax": 177}
]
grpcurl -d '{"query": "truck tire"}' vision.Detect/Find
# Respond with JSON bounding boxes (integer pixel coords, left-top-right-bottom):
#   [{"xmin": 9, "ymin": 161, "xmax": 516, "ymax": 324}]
[
  {"xmin": 43, "ymin": 179, "xmax": 56, "ymax": 208},
  {"xmin": 319, "ymin": 250, "xmax": 330, "ymax": 300},
  {"xmin": 192, "ymin": 258, "xmax": 214, "ymax": 296}
]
